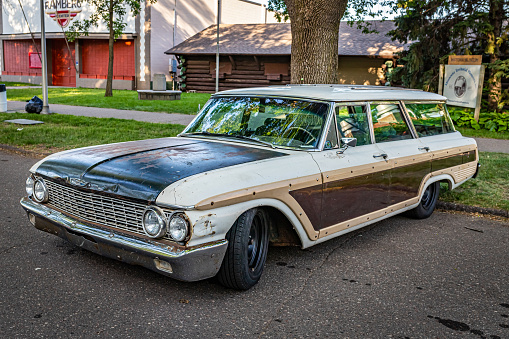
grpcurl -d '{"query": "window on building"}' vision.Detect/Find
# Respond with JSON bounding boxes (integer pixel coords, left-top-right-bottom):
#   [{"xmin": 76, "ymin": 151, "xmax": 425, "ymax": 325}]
[{"xmin": 29, "ymin": 52, "xmax": 42, "ymax": 68}]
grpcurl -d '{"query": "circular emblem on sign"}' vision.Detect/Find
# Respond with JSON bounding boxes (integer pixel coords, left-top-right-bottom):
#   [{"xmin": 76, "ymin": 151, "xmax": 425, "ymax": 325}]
[{"xmin": 454, "ymin": 75, "xmax": 467, "ymax": 98}]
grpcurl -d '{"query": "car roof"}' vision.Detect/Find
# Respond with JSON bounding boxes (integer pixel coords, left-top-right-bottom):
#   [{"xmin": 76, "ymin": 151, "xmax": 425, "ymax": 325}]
[{"xmin": 213, "ymin": 85, "xmax": 446, "ymax": 102}]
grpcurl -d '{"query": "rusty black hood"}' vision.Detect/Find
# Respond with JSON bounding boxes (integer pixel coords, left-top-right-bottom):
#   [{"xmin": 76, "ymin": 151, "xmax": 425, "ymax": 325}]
[{"xmin": 35, "ymin": 137, "xmax": 287, "ymax": 201}]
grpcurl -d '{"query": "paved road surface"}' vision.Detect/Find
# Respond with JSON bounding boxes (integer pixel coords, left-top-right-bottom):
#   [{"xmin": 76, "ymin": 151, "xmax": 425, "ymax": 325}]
[{"xmin": 1, "ymin": 151, "xmax": 508, "ymax": 338}]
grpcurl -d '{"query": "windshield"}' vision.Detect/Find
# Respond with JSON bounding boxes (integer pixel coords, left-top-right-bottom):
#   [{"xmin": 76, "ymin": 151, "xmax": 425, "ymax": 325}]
[{"xmin": 183, "ymin": 97, "xmax": 330, "ymax": 150}]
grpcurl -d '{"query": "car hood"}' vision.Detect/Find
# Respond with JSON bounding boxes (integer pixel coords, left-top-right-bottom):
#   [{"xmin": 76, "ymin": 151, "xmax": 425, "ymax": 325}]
[{"xmin": 34, "ymin": 137, "xmax": 288, "ymax": 201}]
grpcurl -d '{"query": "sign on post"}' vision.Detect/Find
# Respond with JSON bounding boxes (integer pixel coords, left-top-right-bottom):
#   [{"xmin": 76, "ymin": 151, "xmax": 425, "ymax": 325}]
[
  {"xmin": 443, "ymin": 65, "xmax": 482, "ymax": 109},
  {"xmin": 440, "ymin": 56, "xmax": 485, "ymax": 121},
  {"xmin": 44, "ymin": 0, "xmax": 83, "ymax": 28},
  {"xmin": 448, "ymin": 55, "xmax": 482, "ymax": 65}
]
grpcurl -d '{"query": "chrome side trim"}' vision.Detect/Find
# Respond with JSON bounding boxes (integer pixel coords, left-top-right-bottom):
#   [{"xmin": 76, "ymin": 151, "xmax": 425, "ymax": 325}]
[
  {"xmin": 156, "ymin": 202, "xmax": 195, "ymax": 211},
  {"xmin": 20, "ymin": 197, "xmax": 228, "ymax": 282}
]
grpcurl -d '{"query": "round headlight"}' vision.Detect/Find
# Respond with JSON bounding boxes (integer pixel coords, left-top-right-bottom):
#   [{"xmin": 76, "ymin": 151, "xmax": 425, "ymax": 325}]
[
  {"xmin": 142, "ymin": 207, "xmax": 167, "ymax": 238},
  {"xmin": 168, "ymin": 214, "xmax": 189, "ymax": 242},
  {"xmin": 33, "ymin": 179, "xmax": 48, "ymax": 202},
  {"xmin": 26, "ymin": 176, "xmax": 34, "ymax": 196}
]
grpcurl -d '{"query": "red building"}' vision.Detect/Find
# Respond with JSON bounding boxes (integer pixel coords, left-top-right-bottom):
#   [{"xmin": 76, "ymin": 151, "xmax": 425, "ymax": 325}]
[
  {"xmin": 1, "ymin": 0, "xmax": 277, "ymax": 89},
  {"xmin": 3, "ymin": 38, "xmax": 135, "ymax": 87}
]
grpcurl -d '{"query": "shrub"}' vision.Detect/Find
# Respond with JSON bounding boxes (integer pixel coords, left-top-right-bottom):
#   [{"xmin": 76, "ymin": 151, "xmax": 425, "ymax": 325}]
[{"xmin": 449, "ymin": 108, "xmax": 509, "ymax": 132}]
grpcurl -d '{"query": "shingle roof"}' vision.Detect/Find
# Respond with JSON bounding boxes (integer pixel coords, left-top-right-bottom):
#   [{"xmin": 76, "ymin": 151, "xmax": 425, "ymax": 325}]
[{"xmin": 165, "ymin": 21, "xmax": 410, "ymax": 57}]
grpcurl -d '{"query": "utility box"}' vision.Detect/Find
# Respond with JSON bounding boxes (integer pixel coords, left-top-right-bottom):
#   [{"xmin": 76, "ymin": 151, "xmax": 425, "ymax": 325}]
[{"xmin": 153, "ymin": 74, "xmax": 166, "ymax": 91}]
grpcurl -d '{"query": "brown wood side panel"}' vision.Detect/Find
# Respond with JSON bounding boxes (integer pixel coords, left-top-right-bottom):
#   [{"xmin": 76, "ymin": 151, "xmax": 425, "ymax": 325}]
[
  {"xmin": 321, "ymin": 172, "xmax": 391, "ymax": 229},
  {"xmin": 432, "ymin": 154, "xmax": 463, "ymax": 172},
  {"xmin": 289, "ymin": 184, "xmax": 323, "ymax": 231},
  {"xmin": 463, "ymin": 150, "xmax": 476, "ymax": 164},
  {"xmin": 390, "ymin": 160, "xmax": 431, "ymax": 205}
]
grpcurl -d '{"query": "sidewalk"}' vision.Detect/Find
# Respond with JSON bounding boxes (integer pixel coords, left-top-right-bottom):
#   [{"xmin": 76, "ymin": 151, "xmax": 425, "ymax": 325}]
[
  {"xmin": 474, "ymin": 138, "xmax": 509, "ymax": 154},
  {"xmin": 5, "ymin": 100, "xmax": 509, "ymax": 153},
  {"xmin": 6, "ymin": 100, "xmax": 195, "ymax": 126}
]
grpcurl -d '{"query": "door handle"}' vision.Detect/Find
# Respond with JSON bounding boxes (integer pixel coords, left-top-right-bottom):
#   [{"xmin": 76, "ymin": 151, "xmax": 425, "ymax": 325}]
[
  {"xmin": 418, "ymin": 147, "xmax": 430, "ymax": 152},
  {"xmin": 373, "ymin": 153, "xmax": 388, "ymax": 159}
]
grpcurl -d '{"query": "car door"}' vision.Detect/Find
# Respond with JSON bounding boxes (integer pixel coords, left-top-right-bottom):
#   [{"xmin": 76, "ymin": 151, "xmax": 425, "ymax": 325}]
[
  {"xmin": 311, "ymin": 103, "xmax": 391, "ymax": 237},
  {"xmin": 368, "ymin": 101, "xmax": 432, "ymax": 206}
]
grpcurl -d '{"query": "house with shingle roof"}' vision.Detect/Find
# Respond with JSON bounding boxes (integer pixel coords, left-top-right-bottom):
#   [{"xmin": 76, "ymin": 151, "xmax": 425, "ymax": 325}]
[{"xmin": 165, "ymin": 21, "xmax": 410, "ymax": 92}]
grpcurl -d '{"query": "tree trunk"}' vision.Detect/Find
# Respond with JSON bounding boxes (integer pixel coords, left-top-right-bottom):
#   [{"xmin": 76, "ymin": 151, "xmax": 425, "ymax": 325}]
[
  {"xmin": 284, "ymin": 0, "xmax": 348, "ymax": 84},
  {"xmin": 105, "ymin": 0, "xmax": 115, "ymax": 97},
  {"xmin": 487, "ymin": 0, "xmax": 503, "ymax": 112}
]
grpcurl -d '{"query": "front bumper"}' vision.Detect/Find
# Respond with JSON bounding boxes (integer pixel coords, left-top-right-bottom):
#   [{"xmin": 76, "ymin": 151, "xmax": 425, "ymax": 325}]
[{"xmin": 20, "ymin": 197, "xmax": 228, "ymax": 282}]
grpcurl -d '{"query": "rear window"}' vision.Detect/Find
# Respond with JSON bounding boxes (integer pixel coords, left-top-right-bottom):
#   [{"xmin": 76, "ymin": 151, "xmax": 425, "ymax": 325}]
[{"xmin": 404, "ymin": 103, "xmax": 455, "ymax": 137}]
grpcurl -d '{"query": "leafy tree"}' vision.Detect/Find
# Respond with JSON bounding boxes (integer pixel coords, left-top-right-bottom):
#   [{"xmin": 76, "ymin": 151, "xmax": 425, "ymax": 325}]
[
  {"xmin": 66, "ymin": 0, "xmax": 156, "ymax": 97},
  {"xmin": 388, "ymin": 0, "xmax": 509, "ymax": 111},
  {"xmin": 267, "ymin": 0, "xmax": 386, "ymax": 84}
]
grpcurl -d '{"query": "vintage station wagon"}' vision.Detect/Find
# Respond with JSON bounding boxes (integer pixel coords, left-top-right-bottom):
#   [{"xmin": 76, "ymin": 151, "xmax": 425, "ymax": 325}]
[{"xmin": 21, "ymin": 85, "xmax": 479, "ymax": 290}]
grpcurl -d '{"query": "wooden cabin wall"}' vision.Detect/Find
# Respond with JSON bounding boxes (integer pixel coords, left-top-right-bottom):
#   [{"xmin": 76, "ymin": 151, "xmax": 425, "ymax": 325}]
[{"xmin": 178, "ymin": 55, "xmax": 291, "ymax": 93}]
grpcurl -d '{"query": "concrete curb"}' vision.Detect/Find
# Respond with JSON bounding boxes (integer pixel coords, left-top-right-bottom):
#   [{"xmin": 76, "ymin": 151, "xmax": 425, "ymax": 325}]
[{"xmin": 437, "ymin": 201, "xmax": 509, "ymax": 218}]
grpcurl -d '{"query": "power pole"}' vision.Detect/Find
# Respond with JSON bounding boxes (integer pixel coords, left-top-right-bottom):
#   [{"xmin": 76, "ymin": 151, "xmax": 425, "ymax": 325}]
[
  {"xmin": 215, "ymin": 0, "xmax": 221, "ymax": 93},
  {"xmin": 40, "ymin": 0, "xmax": 50, "ymax": 114}
]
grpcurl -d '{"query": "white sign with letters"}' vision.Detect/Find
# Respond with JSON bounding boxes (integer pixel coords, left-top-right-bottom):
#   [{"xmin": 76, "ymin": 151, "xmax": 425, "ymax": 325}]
[{"xmin": 443, "ymin": 65, "xmax": 482, "ymax": 109}]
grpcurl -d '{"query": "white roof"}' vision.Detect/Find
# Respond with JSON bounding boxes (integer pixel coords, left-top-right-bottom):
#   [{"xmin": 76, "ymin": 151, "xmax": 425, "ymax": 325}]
[{"xmin": 214, "ymin": 85, "xmax": 446, "ymax": 102}]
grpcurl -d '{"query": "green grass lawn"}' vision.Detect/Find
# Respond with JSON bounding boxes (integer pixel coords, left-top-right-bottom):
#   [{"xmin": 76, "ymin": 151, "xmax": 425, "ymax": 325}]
[
  {"xmin": 440, "ymin": 152, "xmax": 509, "ymax": 211},
  {"xmin": 456, "ymin": 126, "xmax": 509, "ymax": 140},
  {"xmin": 6, "ymin": 87, "xmax": 211, "ymax": 115},
  {"xmin": 2, "ymin": 81, "xmax": 38, "ymax": 87},
  {"xmin": 0, "ymin": 112, "xmax": 185, "ymax": 154}
]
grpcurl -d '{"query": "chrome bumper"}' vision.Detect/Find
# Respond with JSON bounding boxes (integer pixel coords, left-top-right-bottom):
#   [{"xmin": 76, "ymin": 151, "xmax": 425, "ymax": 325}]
[{"xmin": 20, "ymin": 197, "xmax": 228, "ymax": 282}]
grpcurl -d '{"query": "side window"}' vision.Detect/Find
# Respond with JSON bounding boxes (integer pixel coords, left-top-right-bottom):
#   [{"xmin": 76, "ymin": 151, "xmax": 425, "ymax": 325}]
[
  {"xmin": 335, "ymin": 104, "xmax": 371, "ymax": 146},
  {"xmin": 324, "ymin": 118, "xmax": 339, "ymax": 149},
  {"xmin": 370, "ymin": 103, "xmax": 412, "ymax": 143},
  {"xmin": 404, "ymin": 103, "xmax": 455, "ymax": 137}
]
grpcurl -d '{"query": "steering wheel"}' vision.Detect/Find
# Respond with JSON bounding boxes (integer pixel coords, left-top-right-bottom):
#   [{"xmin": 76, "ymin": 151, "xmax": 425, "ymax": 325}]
[{"xmin": 282, "ymin": 127, "xmax": 316, "ymax": 145}]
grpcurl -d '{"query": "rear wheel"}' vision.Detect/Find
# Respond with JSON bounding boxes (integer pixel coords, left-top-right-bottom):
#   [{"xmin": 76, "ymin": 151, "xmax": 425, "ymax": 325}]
[
  {"xmin": 405, "ymin": 182, "xmax": 440, "ymax": 219},
  {"xmin": 217, "ymin": 208, "xmax": 269, "ymax": 290}
]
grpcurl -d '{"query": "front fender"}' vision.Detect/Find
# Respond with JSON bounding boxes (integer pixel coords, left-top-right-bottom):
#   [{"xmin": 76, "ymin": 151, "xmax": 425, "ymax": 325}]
[{"xmin": 184, "ymin": 198, "xmax": 313, "ymax": 249}]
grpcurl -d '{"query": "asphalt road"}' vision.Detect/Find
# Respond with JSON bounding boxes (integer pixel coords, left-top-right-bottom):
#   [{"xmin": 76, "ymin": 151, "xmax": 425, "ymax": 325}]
[{"xmin": 1, "ymin": 150, "xmax": 508, "ymax": 338}]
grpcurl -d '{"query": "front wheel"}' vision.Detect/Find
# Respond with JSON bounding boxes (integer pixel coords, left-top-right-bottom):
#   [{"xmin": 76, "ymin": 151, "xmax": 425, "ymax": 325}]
[
  {"xmin": 405, "ymin": 181, "xmax": 440, "ymax": 219},
  {"xmin": 217, "ymin": 208, "xmax": 269, "ymax": 290}
]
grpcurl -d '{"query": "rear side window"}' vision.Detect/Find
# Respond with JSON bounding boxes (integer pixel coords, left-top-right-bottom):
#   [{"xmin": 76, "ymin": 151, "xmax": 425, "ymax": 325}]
[
  {"xmin": 370, "ymin": 103, "xmax": 413, "ymax": 143},
  {"xmin": 404, "ymin": 103, "xmax": 455, "ymax": 137},
  {"xmin": 336, "ymin": 105, "xmax": 371, "ymax": 146}
]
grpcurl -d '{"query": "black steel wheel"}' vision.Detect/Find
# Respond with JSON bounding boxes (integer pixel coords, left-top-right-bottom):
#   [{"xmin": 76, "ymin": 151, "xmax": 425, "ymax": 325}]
[
  {"xmin": 217, "ymin": 208, "xmax": 269, "ymax": 290},
  {"xmin": 405, "ymin": 181, "xmax": 440, "ymax": 219}
]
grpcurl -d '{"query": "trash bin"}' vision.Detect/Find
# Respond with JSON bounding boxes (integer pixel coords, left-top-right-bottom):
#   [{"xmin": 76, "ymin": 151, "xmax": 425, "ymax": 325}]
[{"xmin": 0, "ymin": 84, "xmax": 7, "ymax": 112}]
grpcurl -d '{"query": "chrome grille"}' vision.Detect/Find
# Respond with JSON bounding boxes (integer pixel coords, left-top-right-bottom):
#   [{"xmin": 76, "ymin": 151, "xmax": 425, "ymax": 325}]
[{"xmin": 45, "ymin": 180, "xmax": 170, "ymax": 238}]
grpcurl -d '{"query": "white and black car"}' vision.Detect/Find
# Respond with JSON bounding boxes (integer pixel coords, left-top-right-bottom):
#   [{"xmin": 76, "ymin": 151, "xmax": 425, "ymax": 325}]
[{"xmin": 21, "ymin": 85, "xmax": 479, "ymax": 290}]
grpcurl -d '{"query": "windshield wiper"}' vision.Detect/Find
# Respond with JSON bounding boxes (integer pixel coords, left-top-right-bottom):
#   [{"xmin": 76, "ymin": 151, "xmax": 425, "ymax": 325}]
[{"xmin": 181, "ymin": 132, "xmax": 276, "ymax": 149}]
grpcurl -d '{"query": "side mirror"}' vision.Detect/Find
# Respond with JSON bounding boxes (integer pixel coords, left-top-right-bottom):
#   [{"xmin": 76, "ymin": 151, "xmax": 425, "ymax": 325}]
[
  {"xmin": 337, "ymin": 137, "xmax": 357, "ymax": 155},
  {"xmin": 341, "ymin": 137, "xmax": 357, "ymax": 147}
]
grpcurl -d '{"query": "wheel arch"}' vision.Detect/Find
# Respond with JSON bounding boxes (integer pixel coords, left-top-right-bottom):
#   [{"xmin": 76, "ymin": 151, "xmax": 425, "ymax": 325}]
[
  {"xmin": 260, "ymin": 206, "xmax": 302, "ymax": 247},
  {"xmin": 207, "ymin": 198, "xmax": 310, "ymax": 248},
  {"xmin": 419, "ymin": 174, "xmax": 454, "ymax": 200}
]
